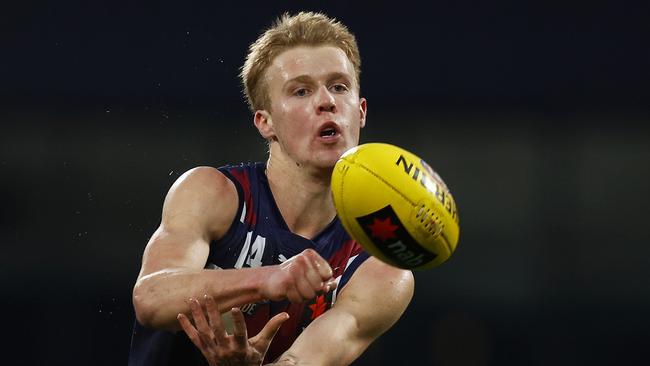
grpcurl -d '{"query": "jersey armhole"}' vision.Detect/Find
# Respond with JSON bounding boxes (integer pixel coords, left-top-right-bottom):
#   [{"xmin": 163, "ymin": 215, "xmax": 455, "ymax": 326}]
[
  {"xmin": 337, "ymin": 251, "xmax": 370, "ymax": 296},
  {"xmin": 214, "ymin": 168, "xmax": 245, "ymax": 245}
]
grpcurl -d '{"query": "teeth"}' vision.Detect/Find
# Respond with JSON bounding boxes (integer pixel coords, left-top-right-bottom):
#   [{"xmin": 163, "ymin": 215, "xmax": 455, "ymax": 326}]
[{"xmin": 321, "ymin": 128, "xmax": 335, "ymax": 137}]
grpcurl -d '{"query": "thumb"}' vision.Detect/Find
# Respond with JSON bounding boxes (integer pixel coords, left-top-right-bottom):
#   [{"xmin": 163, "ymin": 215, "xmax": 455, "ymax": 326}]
[{"xmin": 249, "ymin": 312, "xmax": 290, "ymax": 352}]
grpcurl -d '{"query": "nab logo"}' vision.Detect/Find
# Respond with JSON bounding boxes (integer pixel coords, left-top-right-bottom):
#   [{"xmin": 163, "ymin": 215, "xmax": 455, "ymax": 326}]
[{"xmin": 356, "ymin": 205, "xmax": 437, "ymax": 268}]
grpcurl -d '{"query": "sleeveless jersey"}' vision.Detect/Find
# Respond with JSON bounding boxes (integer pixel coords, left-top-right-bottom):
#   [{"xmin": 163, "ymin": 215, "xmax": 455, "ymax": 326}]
[{"xmin": 129, "ymin": 162, "xmax": 369, "ymax": 366}]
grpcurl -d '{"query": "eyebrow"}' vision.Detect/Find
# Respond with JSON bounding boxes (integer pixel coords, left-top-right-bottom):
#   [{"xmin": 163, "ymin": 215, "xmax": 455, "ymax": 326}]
[{"xmin": 285, "ymin": 72, "xmax": 353, "ymax": 87}]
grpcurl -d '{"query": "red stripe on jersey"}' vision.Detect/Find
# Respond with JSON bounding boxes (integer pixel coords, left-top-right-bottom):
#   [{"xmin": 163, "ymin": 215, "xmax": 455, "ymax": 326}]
[
  {"xmin": 329, "ymin": 239, "xmax": 365, "ymax": 279},
  {"xmin": 228, "ymin": 168, "xmax": 257, "ymax": 225}
]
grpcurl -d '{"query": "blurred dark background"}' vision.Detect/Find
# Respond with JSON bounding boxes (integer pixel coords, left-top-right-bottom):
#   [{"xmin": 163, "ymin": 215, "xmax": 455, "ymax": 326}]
[{"xmin": 1, "ymin": 1, "xmax": 649, "ymax": 365}]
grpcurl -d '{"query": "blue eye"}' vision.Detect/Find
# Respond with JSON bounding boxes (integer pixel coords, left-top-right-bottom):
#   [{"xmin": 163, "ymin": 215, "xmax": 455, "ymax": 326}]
[
  {"xmin": 294, "ymin": 88, "xmax": 309, "ymax": 97},
  {"xmin": 331, "ymin": 84, "xmax": 349, "ymax": 93}
]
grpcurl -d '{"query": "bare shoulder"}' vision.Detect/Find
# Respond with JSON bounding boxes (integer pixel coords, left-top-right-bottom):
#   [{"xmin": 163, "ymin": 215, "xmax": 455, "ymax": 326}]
[
  {"xmin": 163, "ymin": 166, "xmax": 238, "ymax": 240},
  {"xmin": 168, "ymin": 166, "xmax": 234, "ymax": 196},
  {"xmin": 136, "ymin": 167, "xmax": 237, "ymax": 279}
]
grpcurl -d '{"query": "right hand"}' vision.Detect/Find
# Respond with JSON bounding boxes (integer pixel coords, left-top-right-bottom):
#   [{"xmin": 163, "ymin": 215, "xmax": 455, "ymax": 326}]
[
  {"xmin": 178, "ymin": 295, "xmax": 289, "ymax": 366},
  {"xmin": 262, "ymin": 249, "xmax": 337, "ymax": 303}
]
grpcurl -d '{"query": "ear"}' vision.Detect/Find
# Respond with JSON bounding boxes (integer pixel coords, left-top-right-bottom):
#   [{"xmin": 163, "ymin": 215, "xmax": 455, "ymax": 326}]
[
  {"xmin": 359, "ymin": 98, "xmax": 367, "ymax": 128},
  {"xmin": 254, "ymin": 110, "xmax": 276, "ymax": 140}
]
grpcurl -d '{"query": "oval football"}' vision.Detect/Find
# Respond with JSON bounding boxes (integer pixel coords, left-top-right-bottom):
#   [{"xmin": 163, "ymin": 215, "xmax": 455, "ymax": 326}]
[{"xmin": 331, "ymin": 143, "xmax": 460, "ymax": 270}]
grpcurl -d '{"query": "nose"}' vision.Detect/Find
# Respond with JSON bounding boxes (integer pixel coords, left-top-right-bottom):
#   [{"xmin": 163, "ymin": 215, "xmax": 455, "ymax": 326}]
[{"xmin": 315, "ymin": 85, "xmax": 336, "ymax": 114}]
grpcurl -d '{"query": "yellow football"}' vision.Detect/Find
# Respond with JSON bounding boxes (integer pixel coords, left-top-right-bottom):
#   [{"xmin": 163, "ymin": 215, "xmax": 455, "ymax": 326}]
[{"xmin": 331, "ymin": 143, "xmax": 460, "ymax": 270}]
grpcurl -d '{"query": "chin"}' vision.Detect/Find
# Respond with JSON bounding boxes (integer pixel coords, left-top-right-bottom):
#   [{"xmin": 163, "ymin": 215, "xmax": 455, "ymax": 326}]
[
  {"xmin": 305, "ymin": 142, "xmax": 356, "ymax": 171},
  {"xmin": 310, "ymin": 152, "xmax": 341, "ymax": 171},
  {"xmin": 314, "ymin": 157, "xmax": 338, "ymax": 170}
]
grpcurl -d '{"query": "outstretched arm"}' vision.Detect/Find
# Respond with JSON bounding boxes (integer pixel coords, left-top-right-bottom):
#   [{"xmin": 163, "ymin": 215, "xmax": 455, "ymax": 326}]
[
  {"xmin": 133, "ymin": 167, "xmax": 336, "ymax": 330},
  {"xmin": 269, "ymin": 257, "xmax": 414, "ymax": 366}
]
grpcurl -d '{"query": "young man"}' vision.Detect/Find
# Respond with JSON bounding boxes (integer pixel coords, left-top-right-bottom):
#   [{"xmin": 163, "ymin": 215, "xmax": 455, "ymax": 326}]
[{"xmin": 129, "ymin": 12, "xmax": 414, "ymax": 366}]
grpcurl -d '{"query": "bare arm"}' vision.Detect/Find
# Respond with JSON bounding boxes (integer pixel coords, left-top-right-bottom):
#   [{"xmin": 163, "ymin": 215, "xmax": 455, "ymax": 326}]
[
  {"xmin": 133, "ymin": 167, "xmax": 336, "ymax": 330},
  {"xmin": 269, "ymin": 257, "xmax": 415, "ymax": 366}
]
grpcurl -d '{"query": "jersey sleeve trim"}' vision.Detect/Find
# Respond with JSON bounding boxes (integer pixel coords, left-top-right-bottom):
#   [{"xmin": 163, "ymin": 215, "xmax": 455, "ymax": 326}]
[{"xmin": 216, "ymin": 166, "xmax": 245, "ymax": 245}]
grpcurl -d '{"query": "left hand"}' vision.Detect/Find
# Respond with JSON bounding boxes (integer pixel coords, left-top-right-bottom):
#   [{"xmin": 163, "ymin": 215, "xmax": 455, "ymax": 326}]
[{"xmin": 178, "ymin": 295, "xmax": 289, "ymax": 366}]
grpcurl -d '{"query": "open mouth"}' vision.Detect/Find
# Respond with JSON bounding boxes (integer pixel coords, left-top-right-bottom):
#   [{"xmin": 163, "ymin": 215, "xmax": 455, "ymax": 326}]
[
  {"xmin": 320, "ymin": 127, "xmax": 337, "ymax": 137},
  {"xmin": 318, "ymin": 122, "xmax": 340, "ymax": 139}
]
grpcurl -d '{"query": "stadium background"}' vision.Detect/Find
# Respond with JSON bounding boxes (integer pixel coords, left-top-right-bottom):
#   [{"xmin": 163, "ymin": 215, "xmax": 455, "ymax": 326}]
[{"xmin": 2, "ymin": 1, "xmax": 649, "ymax": 365}]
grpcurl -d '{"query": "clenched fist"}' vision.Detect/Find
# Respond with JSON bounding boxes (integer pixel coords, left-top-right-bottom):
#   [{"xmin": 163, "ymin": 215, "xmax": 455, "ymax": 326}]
[{"xmin": 261, "ymin": 249, "xmax": 337, "ymax": 303}]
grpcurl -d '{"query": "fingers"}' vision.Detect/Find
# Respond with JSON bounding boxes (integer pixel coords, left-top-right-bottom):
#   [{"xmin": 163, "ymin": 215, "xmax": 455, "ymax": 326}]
[
  {"xmin": 294, "ymin": 262, "xmax": 318, "ymax": 300},
  {"xmin": 230, "ymin": 308, "xmax": 249, "ymax": 349},
  {"xmin": 289, "ymin": 257, "xmax": 321, "ymax": 301},
  {"xmin": 177, "ymin": 313, "xmax": 204, "ymax": 349},
  {"xmin": 203, "ymin": 295, "xmax": 228, "ymax": 345},
  {"xmin": 303, "ymin": 249, "xmax": 333, "ymax": 280},
  {"xmin": 250, "ymin": 312, "xmax": 289, "ymax": 352},
  {"xmin": 265, "ymin": 249, "xmax": 337, "ymax": 303},
  {"xmin": 298, "ymin": 249, "xmax": 337, "ymax": 299},
  {"xmin": 305, "ymin": 266, "xmax": 338, "ymax": 295},
  {"xmin": 324, "ymin": 278, "xmax": 338, "ymax": 293},
  {"xmin": 303, "ymin": 258, "xmax": 326, "ymax": 292},
  {"xmin": 189, "ymin": 298, "xmax": 218, "ymax": 348},
  {"xmin": 178, "ymin": 310, "xmax": 219, "ymax": 362}
]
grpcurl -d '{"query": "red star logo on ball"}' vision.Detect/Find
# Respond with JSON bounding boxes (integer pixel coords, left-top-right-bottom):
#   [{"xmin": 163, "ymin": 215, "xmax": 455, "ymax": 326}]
[{"xmin": 367, "ymin": 217, "xmax": 399, "ymax": 242}]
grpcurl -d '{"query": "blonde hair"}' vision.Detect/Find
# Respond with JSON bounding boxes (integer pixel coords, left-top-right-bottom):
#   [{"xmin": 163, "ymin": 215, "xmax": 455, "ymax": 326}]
[{"xmin": 240, "ymin": 12, "xmax": 361, "ymax": 112}]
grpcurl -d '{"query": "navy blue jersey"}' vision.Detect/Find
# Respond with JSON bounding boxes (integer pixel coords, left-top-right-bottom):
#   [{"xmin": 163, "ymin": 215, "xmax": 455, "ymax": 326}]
[{"xmin": 129, "ymin": 162, "xmax": 369, "ymax": 366}]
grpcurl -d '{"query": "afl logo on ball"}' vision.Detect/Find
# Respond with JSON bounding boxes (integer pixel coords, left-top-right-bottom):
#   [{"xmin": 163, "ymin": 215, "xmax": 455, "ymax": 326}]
[{"xmin": 356, "ymin": 205, "xmax": 437, "ymax": 268}]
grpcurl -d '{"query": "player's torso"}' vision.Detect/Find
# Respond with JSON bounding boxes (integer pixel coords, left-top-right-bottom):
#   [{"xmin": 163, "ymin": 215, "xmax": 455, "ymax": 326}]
[
  {"xmin": 211, "ymin": 162, "xmax": 368, "ymax": 362},
  {"xmin": 128, "ymin": 163, "xmax": 368, "ymax": 366}
]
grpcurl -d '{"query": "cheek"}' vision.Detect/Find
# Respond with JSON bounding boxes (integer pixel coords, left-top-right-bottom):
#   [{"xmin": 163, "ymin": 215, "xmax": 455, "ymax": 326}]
[
  {"xmin": 281, "ymin": 103, "xmax": 311, "ymax": 126},
  {"xmin": 273, "ymin": 107, "xmax": 310, "ymax": 141},
  {"xmin": 342, "ymin": 99, "xmax": 361, "ymax": 125}
]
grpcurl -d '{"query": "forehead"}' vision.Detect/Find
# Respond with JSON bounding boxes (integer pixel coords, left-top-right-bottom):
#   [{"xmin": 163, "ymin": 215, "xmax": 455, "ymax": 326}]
[{"xmin": 266, "ymin": 45, "xmax": 356, "ymax": 85}]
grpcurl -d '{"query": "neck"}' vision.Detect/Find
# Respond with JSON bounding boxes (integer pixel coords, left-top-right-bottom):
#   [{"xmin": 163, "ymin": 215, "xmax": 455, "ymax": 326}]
[{"xmin": 265, "ymin": 146, "xmax": 337, "ymax": 239}]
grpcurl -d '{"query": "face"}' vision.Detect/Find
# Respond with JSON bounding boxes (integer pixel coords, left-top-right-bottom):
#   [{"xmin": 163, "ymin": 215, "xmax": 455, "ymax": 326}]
[{"xmin": 254, "ymin": 45, "xmax": 367, "ymax": 170}]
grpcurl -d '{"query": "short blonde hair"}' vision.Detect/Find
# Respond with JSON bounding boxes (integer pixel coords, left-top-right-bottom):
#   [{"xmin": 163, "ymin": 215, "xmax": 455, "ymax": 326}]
[{"xmin": 240, "ymin": 12, "xmax": 361, "ymax": 112}]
